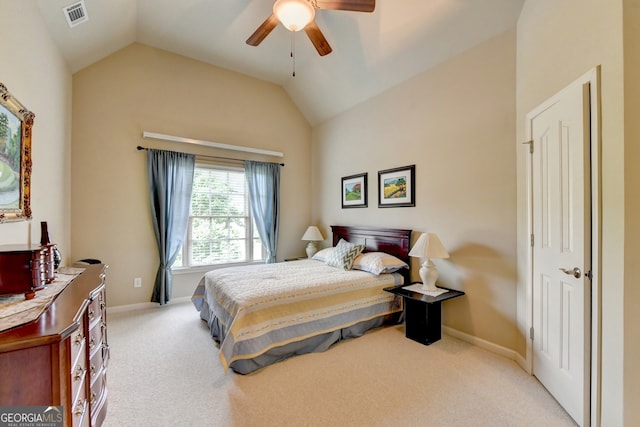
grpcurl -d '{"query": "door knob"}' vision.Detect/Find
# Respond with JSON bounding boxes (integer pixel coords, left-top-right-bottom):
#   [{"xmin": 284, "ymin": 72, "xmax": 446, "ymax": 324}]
[{"xmin": 559, "ymin": 267, "xmax": 582, "ymax": 278}]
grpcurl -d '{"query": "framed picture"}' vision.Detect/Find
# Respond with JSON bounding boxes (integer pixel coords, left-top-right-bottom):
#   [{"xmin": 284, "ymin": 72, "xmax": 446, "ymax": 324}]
[
  {"xmin": 0, "ymin": 83, "xmax": 34, "ymax": 222},
  {"xmin": 341, "ymin": 172, "xmax": 368, "ymax": 208},
  {"xmin": 378, "ymin": 165, "xmax": 415, "ymax": 208}
]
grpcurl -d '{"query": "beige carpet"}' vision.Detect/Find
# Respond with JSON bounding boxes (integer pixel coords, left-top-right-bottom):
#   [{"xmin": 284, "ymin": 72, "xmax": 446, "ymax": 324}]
[{"xmin": 103, "ymin": 301, "xmax": 576, "ymax": 427}]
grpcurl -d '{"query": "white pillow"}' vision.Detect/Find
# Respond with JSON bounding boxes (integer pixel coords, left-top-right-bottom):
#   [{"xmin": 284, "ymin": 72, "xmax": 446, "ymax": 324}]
[
  {"xmin": 311, "ymin": 247, "xmax": 333, "ymax": 262},
  {"xmin": 352, "ymin": 252, "xmax": 408, "ymax": 275},
  {"xmin": 325, "ymin": 239, "xmax": 365, "ymax": 270}
]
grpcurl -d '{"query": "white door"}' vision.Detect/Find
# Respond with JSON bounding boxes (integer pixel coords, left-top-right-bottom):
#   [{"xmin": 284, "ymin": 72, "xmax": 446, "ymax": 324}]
[{"xmin": 530, "ymin": 81, "xmax": 591, "ymax": 425}]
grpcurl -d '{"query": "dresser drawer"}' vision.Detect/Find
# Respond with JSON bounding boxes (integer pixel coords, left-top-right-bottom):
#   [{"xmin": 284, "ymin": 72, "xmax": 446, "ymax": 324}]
[
  {"xmin": 70, "ymin": 346, "xmax": 88, "ymax": 406},
  {"xmin": 90, "ymin": 373, "xmax": 107, "ymax": 427},
  {"xmin": 87, "ymin": 297, "xmax": 103, "ymax": 330},
  {"xmin": 89, "ymin": 343, "xmax": 104, "ymax": 381},
  {"xmin": 72, "ymin": 397, "xmax": 90, "ymax": 427},
  {"xmin": 70, "ymin": 317, "xmax": 86, "ymax": 369},
  {"xmin": 90, "ymin": 369, "xmax": 106, "ymax": 410},
  {"xmin": 88, "ymin": 323, "xmax": 103, "ymax": 357}
]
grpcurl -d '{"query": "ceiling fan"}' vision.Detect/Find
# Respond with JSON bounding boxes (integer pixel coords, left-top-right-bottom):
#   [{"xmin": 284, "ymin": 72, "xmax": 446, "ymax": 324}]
[{"xmin": 246, "ymin": 0, "xmax": 376, "ymax": 57}]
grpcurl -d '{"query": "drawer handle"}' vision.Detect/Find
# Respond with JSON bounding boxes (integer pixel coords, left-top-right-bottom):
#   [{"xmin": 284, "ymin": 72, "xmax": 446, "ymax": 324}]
[
  {"xmin": 100, "ymin": 301, "xmax": 106, "ymax": 310},
  {"xmin": 88, "ymin": 309, "xmax": 95, "ymax": 320},
  {"xmin": 74, "ymin": 399, "xmax": 85, "ymax": 416},
  {"xmin": 74, "ymin": 333, "xmax": 84, "ymax": 346},
  {"xmin": 90, "ymin": 364, "xmax": 96, "ymax": 377},
  {"xmin": 73, "ymin": 365, "xmax": 86, "ymax": 381}
]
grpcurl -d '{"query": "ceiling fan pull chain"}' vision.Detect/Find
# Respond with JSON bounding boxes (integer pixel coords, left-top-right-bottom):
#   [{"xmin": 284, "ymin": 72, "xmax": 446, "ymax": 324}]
[{"xmin": 290, "ymin": 31, "xmax": 296, "ymax": 77}]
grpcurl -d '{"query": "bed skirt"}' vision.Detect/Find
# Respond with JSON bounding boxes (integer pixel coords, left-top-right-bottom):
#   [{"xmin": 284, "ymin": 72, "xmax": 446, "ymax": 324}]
[{"xmin": 198, "ymin": 297, "xmax": 401, "ymax": 374}]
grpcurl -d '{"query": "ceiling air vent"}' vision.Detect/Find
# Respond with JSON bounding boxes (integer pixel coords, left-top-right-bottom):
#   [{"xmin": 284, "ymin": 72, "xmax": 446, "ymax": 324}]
[{"xmin": 63, "ymin": 0, "xmax": 88, "ymax": 28}]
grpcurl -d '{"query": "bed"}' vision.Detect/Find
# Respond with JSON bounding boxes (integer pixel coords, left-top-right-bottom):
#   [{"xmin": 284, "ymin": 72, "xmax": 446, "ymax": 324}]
[{"xmin": 191, "ymin": 225, "xmax": 412, "ymax": 374}]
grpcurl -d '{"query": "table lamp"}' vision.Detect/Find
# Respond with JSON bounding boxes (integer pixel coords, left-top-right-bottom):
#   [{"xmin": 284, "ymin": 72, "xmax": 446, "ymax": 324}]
[
  {"xmin": 408, "ymin": 233, "xmax": 450, "ymax": 291},
  {"xmin": 301, "ymin": 226, "xmax": 324, "ymax": 258}
]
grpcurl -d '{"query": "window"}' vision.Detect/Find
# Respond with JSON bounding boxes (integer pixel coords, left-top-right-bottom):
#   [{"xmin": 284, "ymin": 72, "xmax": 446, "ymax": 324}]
[{"xmin": 173, "ymin": 163, "xmax": 265, "ymax": 268}]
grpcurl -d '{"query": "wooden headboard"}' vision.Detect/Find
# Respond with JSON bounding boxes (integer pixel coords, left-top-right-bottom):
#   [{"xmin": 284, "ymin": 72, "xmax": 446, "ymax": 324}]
[{"xmin": 331, "ymin": 225, "xmax": 412, "ymax": 283}]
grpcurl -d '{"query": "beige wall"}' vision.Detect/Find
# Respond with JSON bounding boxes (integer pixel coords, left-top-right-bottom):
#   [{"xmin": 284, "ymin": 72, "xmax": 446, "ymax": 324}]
[
  {"xmin": 516, "ymin": 0, "xmax": 638, "ymax": 424},
  {"xmin": 312, "ymin": 30, "xmax": 518, "ymax": 351},
  {"xmin": 71, "ymin": 43, "xmax": 312, "ymax": 307},
  {"xmin": 0, "ymin": 1, "xmax": 72, "ymax": 256}
]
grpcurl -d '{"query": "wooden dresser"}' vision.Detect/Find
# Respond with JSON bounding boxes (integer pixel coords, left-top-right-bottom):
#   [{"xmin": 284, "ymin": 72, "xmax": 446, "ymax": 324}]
[{"xmin": 0, "ymin": 264, "xmax": 109, "ymax": 427}]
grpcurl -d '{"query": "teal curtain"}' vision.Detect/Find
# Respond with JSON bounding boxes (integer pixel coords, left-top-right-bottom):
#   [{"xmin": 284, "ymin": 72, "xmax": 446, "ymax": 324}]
[
  {"xmin": 245, "ymin": 161, "xmax": 281, "ymax": 263},
  {"xmin": 147, "ymin": 149, "xmax": 195, "ymax": 305}
]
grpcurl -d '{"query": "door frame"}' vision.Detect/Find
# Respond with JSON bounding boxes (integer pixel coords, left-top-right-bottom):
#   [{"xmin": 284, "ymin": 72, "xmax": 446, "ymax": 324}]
[{"xmin": 521, "ymin": 66, "xmax": 602, "ymax": 427}]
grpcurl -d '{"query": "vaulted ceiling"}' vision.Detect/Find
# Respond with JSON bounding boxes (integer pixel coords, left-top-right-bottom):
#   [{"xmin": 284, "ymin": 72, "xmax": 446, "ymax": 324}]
[{"xmin": 35, "ymin": 0, "xmax": 524, "ymax": 125}]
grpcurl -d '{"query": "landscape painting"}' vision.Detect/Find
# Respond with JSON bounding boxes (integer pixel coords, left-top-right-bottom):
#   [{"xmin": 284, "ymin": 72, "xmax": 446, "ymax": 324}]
[
  {"xmin": 341, "ymin": 173, "xmax": 368, "ymax": 208},
  {"xmin": 378, "ymin": 165, "xmax": 415, "ymax": 208},
  {"xmin": 0, "ymin": 82, "xmax": 34, "ymax": 222}
]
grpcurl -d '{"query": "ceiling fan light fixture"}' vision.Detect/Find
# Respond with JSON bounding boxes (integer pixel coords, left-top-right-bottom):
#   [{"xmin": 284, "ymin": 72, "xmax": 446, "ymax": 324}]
[{"xmin": 273, "ymin": 0, "xmax": 315, "ymax": 32}]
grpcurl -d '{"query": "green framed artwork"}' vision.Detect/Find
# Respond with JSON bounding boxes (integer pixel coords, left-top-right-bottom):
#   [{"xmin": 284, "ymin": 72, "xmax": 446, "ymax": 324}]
[
  {"xmin": 378, "ymin": 165, "xmax": 415, "ymax": 208},
  {"xmin": 341, "ymin": 172, "xmax": 367, "ymax": 209}
]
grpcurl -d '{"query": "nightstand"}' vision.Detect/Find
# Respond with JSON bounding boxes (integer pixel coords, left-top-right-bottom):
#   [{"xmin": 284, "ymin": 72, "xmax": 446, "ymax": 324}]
[{"xmin": 384, "ymin": 282, "xmax": 465, "ymax": 345}]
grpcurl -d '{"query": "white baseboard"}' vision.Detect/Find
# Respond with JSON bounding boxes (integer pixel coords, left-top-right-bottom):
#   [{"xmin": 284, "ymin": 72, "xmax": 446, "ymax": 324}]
[
  {"xmin": 107, "ymin": 296, "xmax": 191, "ymax": 314},
  {"xmin": 514, "ymin": 351, "xmax": 529, "ymax": 373},
  {"xmin": 442, "ymin": 325, "xmax": 526, "ymax": 369}
]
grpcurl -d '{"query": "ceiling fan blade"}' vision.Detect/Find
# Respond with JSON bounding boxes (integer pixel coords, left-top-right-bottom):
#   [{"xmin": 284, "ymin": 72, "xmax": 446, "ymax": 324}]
[
  {"xmin": 304, "ymin": 21, "xmax": 332, "ymax": 56},
  {"xmin": 246, "ymin": 14, "xmax": 279, "ymax": 46},
  {"xmin": 315, "ymin": 0, "xmax": 375, "ymax": 12}
]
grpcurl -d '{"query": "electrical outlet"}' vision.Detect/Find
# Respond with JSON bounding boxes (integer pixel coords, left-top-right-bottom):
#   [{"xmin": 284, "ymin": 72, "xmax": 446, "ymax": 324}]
[{"xmin": 134, "ymin": 277, "xmax": 142, "ymax": 288}]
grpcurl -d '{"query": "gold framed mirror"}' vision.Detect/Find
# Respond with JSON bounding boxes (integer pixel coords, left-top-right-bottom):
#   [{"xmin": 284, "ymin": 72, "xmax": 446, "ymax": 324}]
[{"xmin": 0, "ymin": 83, "xmax": 34, "ymax": 222}]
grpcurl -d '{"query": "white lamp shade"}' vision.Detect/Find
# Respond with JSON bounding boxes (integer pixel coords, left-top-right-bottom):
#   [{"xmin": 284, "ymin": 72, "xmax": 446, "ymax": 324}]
[
  {"xmin": 408, "ymin": 233, "xmax": 449, "ymax": 291},
  {"xmin": 408, "ymin": 233, "xmax": 450, "ymax": 259},
  {"xmin": 301, "ymin": 226, "xmax": 324, "ymax": 241},
  {"xmin": 273, "ymin": 0, "xmax": 315, "ymax": 31}
]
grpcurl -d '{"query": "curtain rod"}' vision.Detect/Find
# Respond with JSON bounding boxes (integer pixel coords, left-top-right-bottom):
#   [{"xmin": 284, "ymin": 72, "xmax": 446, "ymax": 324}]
[
  {"xmin": 136, "ymin": 146, "xmax": 285, "ymax": 167},
  {"xmin": 142, "ymin": 131, "xmax": 284, "ymax": 158}
]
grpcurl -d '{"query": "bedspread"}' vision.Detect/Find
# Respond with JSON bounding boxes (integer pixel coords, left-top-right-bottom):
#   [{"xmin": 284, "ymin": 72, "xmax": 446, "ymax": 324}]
[{"xmin": 192, "ymin": 259, "xmax": 403, "ymax": 371}]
